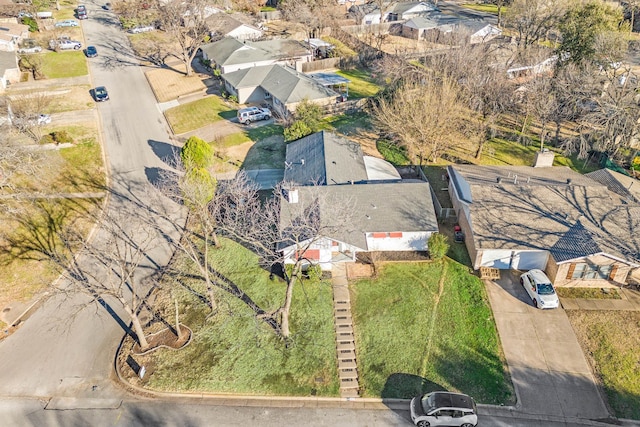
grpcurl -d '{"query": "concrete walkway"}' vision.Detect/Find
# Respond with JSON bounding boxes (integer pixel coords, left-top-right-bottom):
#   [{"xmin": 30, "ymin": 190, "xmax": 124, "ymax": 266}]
[
  {"xmin": 488, "ymin": 271, "xmax": 610, "ymax": 420},
  {"xmin": 331, "ymin": 263, "xmax": 361, "ymax": 398}
]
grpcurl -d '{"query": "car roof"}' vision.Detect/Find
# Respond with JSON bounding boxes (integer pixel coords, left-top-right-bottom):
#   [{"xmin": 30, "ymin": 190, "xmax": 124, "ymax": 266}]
[
  {"xmin": 96, "ymin": 86, "xmax": 107, "ymax": 90},
  {"xmin": 527, "ymin": 269, "xmax": 551, "ymax": 284},
  {"xmin": 431, "ymin": 392, "xmax": 475, "ymax": 410}
]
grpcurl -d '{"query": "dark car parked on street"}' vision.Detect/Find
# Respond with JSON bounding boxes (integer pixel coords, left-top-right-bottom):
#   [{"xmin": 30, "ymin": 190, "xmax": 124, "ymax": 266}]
[
  {"xmin": 85, "ymin": 46, "xmax": 97, "ymax": 57},
  {"xmin": 94, "ymin": 86, "xmax": 109, "ymax": 102}
]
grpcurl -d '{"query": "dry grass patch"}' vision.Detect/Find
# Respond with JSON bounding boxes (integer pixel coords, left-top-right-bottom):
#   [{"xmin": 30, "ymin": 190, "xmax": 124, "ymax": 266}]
[
  {"xmin": 556, "ymin": 287, "xmax": 622, "ymax": 300},
  {"xmin": 567, "ymin": 310, "xmax": 640, "ymax": 419},
  {"xmin": 145, "ymin": 64, "xmax": 209, "ymax": 103}
]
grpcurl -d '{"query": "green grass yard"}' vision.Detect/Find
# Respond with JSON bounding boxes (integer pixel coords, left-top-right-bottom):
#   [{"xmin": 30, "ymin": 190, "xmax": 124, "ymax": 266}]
[
  {"xmin": 40, "ymin": 51, "xmax": 88, "ymax": 79},
  {"xmin": 336, "ymin": 69, "xmax": 382, "ymax": 99},
  {"xmin": 352, "ymin": 259, "xmax": 514, "ymax": 404},
  {"xmin": 165, "ymin": 97, "xmax": 235, "ymax": 134},
  {"xmin": 137, "ymin": 238, "xmax": 339, "ymax": 396}
]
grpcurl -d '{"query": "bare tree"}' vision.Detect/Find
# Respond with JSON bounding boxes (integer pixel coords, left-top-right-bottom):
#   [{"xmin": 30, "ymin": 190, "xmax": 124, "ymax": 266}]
[
  {"xmin": 156, "ymin": 0, "xmax": 214, "ymax": 76},
  {"xmin": 371, "ymin": 76, "xmax": 466, "ymax": 164},
  {"xmin": 504, "ymin": 0, "xmax": 566, "ymax": 49},
  {"xmin": 8, "ymin": 91, "xmax": 52, "ymax": 142},
  {"xmin": 0, "ymin": 202, "xmax": 164, "ymax": 351},
  {"xmin": 519, "ymin": 75, "xmax": 556, "ymax": 150},
  {"xmin": 280, "ymin": 0, "xmax": 343, "ymax": 43},
  {"xmin": 0, "ymin": 127, "xmax": 45, "ymax": 193},
  {"xmin": 216, "ymin": 172, "xmax": 355, "ymax": 339}
]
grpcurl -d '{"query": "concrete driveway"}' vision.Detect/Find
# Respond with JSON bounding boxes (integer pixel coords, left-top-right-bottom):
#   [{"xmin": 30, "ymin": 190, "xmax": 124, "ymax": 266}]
[{"xmin": 487, "ymin": 271, "xmax": 610, "ymax": 420}]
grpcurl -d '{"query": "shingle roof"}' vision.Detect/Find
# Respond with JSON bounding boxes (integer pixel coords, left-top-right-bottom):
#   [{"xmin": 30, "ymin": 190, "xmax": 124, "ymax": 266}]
[
  {"xmin": 200, "ymin": 37, "xmax": 272, "ymax": 66},
  {"xmin": 282, "ymin": 181, "xmax": 438, "ymax": 250},
  {"xmin": 450, "ymin": 165, "xmax": 640, "ymax": 265},
  {"xmin": 0, "ymin": 51, "xmax": 17, "ymax": 75},
  {"xmin": 586, "ymin": 168, "xmax": 640, "ymax": 203},
  {"xmin": 284, "ymin": 131, "xmax": 369, "ymax": 186}
]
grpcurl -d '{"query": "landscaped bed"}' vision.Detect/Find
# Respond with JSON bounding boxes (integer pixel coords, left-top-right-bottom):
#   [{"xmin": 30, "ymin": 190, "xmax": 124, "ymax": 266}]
[
  {"xmin": 121, "ymin": 238, "xmax": 339, "ymax": 396},
  {"xmin": 566, "ymin": 310, "xmax": 640, "ymax": 419},
  {"xmin": 351, "ymin": 259, "xmax": 514, "ymax": 404}
]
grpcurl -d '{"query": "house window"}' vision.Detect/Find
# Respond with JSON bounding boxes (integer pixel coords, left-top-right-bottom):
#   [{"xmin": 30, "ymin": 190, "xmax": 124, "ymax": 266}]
[
  {"xmin": 570, "ymin": 263, "xmax": 614, "ymax": 280},
  {"xmin": 388, "ymin": 232, "xmax": 403, "ymax": 238},
  {"xmin": 264, "ymin": 91, "xmax": 271, "ymax": 99},
  {"xmin": 372, "ymin": 232, "xmax": 387, "ymax": 238}
]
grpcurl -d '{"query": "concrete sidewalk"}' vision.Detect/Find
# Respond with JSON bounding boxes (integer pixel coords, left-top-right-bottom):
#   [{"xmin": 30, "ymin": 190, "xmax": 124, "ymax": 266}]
[{"xmin": 488, "ymin": 271, "xmax": 610, "ymax": 420}]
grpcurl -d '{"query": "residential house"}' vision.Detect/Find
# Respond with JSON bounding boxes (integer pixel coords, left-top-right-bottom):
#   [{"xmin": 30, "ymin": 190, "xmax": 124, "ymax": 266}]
[
  {"xmin": 221, "ymin": 64, "xmax": 340, "ymax": 115},
  {"xmin": 200, "ymin": 36, "xmax": 311, "ymax": 74},
  {"xmin": 447, "ymin": 152, "xmax": 640, "ymax": 286},
  {"xmin": 586, "ymin": 169, "xmax": 640, "ymax": 204},
  {"xmin": 206, "ymin": 13, "xmax": 263, "ymax": 41},
  {"xmin": 349, "ymin": 1, "xmax": 438, "ymax": 25},
  {"xmin": 0, "ymin": 22, "xmax": 29, "ymax": 52},
  {"xmin": 279, "ymin": 131, "xmax": 439, "ymax": 270},
  {"xmin": 0, "ymin": 50, "xmax": 20, "ymax": 91},
  {"xmin": 402, "ymin": 15, "xmax": 501, "ymax": 43}
]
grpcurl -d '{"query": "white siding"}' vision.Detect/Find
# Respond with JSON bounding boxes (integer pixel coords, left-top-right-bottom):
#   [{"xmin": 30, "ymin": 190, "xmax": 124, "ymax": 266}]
[
  {"xmin": 480, "ymin": 250, "xmax": 513, "ymax": 269},
  {"xmin": 480, "ymin": 249, "xmax": 548, "ymax": 270},
  {"xmin": 365, "ymin": 231, "xmax": 431, "ymax": 251}
]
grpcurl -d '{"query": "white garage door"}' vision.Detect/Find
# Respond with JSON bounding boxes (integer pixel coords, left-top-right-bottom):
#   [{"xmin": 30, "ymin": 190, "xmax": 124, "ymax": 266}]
[
  {"xmin": 480, "ymin": 250, "xmax": 513, "ymax": 269},
  {"xmin": 511, "ymin": 251, "xmax": 548, "ymax": 271}
]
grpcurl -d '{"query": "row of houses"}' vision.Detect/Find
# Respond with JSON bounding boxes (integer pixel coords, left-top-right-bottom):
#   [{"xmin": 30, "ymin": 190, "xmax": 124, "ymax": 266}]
[{"xmin": 279, "ymin": 133, "xmax": 640, "ymax": 288}]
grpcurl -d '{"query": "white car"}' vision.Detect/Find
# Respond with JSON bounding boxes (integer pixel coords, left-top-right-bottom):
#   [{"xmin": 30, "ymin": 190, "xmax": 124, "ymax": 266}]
[
  {"xmin": 410, "ymin": 391, "xmax": 478, "ymax": 427},
  {"xmin": 50, "ymin": 39, "xmax": 82, "ymax": 50},
  {"xmin": 18, "ymin": 45, "xmax": 42, "ymax": 54},
  {"xmin": 237, "ymin": 106, "xmax": 272, "ymax": 124},
  {"xmin": 55, "ymin": 19, "xmax": 79, "ymax": 27},
  {"xmin": 520, "ymin": 269, "xmax": 560, "ymax": 309},
  {"xmin": 37, "ymin": 114, "xmax": 52, "ymax": 125},
  {"xmin": 128, "ymin": 25, "xmax": 154, "ymax": 34}
]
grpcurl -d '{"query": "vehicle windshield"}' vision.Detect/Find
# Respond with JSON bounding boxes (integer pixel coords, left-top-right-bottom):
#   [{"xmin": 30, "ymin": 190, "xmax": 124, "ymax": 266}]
[
  {"xmin": 421, "ymin": 394, "xmax": 436, "ymax": 413},
  {"xmin": 537, "ymin": 283, "xmax": 555, "ymax": 295}
]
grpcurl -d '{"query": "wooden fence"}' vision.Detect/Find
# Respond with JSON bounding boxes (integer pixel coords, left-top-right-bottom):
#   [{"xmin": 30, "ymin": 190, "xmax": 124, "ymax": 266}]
[{"xmin": 301, "ymin": 57, "xmax": 342, "ymax": 73}]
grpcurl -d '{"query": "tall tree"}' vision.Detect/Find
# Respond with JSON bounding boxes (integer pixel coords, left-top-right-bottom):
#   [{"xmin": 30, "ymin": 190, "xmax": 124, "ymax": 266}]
[
  {"xmin": 503, "ymin": 0, "xmax": 565, "ymax": 48},
  {"xmin": 371, "ymin": 76, "xmax": 465, "ymax": 164},
  {"xmin": 557, "ymin": 0, "xmax": 625, "ymax": 66},
  {"xmin": 216, "ymin": 173, "xmax": 355, "ymax": 339},
  {"xmin": 156, "ymin": 0, "xmax": 213, "ymax": 76}
]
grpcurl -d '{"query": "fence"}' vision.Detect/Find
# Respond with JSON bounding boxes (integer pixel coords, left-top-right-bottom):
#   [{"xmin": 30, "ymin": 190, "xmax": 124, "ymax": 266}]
[
  {"xmin": 323, "ymin": 98, "xmax": 367, "ymax": 115},
  {"xmin": 301, "ymin": 57, "xmax": 342, "ymax": 73}
]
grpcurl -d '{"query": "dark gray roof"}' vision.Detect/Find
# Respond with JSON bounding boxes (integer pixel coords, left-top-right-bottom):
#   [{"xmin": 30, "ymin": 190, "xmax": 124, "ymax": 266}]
[
  {"xmin": 586, "ymin": 168, "xmax": 640, "ymax": 203},
  {"xmin": 282, "ymin": 181, "xmax": 438, "ymax": 250},
  {"xmin": 393, "ymin": 1, "xmax": 439, "ymax": 14},
  {"xmin": 284, "ymin": 131, "xmax": 369, "ymax": 186},
  {"xmin": 449, "ymin": 164, "xmax": 640, "ymax": 265},
  {"xmin": 253, "ymin": 39, "xmax": 310, "ymax": 59},
  {"xmin": 200, "ymin": 37, "xmax": 272, "ymax": 66}
]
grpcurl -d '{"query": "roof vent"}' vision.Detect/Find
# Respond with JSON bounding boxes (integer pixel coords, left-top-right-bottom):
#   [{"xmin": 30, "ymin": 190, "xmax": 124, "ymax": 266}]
[
  {"xmin": 567, "ymin": 178, "xmax": 572, "ymax": 185},
  {"xmin": 497, "ymin": 177, "xmax": 502, "ymax": 183}
]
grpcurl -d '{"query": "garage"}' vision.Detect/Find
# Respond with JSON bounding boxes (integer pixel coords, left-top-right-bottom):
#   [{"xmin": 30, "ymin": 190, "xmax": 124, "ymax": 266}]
[{"xmin": 480, "ymin": 250, "xmax": 549, "ymax": 270}]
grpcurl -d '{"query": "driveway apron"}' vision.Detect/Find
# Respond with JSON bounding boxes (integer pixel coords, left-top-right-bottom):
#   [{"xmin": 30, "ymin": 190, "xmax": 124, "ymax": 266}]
[{"xmin": 486, "ymin": 271, "xmax": 609, "ymax": 420}]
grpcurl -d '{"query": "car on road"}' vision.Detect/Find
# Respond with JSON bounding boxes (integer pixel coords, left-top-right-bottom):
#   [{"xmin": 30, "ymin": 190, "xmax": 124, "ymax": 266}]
[
  {"xmin": 237, "ymin": 106, "xmax": 271, "ymax": 124},
  {"xmin": 50, "ymin": 39, "xmax": 82, "ymax": 50},
  {"xmin": 77, "ymin": 4, "xmax": 86, "ymax": 12},
  {"xmin": 94, "ymin": 86, "xmax": 109, "ymax": 102},
  {"xmin": 85, "ymin": 45, "xmax": 98, "ymax": 57},
  {"xmin": 55, "ymin": 19, "xmax": 79, "ymax": 27},
  {"xmin": 410, "ymin": 391, "xmax": 478, "ymax": 427},
  {"xmin": 77, "ymin": 10, "xmax": 87, "ymax": 19},
  {"xmin": 519, "ymin": 269, "xmax": 560, "ymax": 309}
]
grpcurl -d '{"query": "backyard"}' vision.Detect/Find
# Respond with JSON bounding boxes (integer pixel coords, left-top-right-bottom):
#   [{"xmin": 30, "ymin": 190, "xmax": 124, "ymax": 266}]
[{"xmin": 351, "ymin": 259, "xmax": 514, "ymax": 404}]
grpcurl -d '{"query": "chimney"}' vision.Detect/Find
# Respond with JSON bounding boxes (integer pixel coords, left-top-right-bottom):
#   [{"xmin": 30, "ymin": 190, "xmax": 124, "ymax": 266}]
[
  {"xmin": 497, "ymin": 177, "xmax": 502, "ymax": 184},
  {"xmin": 567, "ymin": 178, "xmax": 572, "ymax": 185},
  {"xmin": 284, "ymin": 188, "xmax": 299, "ymax": 203},
  {"xmin": 533, "ymin": 149, "xmax": 555, "ymax": 167}
]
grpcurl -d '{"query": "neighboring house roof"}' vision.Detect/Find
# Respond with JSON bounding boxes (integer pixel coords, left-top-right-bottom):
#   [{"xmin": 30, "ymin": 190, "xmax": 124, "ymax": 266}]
[
  {"xmin": 403, "ymin": 16, "xmax": 441, "ymax": 30},
  {"xmin": 0, "ymin": 50, "xmax": 17, "ymax": 75},
  {"xmin": 393, "ymin": 1, "xmax": 439, "ymax": 15},
  {"xmin": 223, "ymin": 64, "xmax": 338, "ymax": 106},
  {"xmin": 200, "ymin": 37, "xmax": 309, "ymax": 68},
  {"xmin": 206, "ymin": 13, "xmax": 262, "ymax": 39},
  {"xmin": 449, "ymin": 164, "xmax": 640, "ymax": 265},
  {"xmin": 586, "ymin": 168, "xmax": 640, "ymax": 203},
  {"xmin": 284, "ymin": 131, "xmax": 370, "ymax": 186},
  {"xmin": 200, "ymin": 37, "xmax": 272, "ymax": 67},
  {"xmin": 282, "ymin": 181, "xmax": 438, "ymax": 251}
]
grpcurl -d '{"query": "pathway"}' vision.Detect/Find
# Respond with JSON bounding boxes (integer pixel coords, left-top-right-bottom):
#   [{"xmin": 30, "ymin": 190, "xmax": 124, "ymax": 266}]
[{"xmin": 331, "ymin": 263, "xmax": 361, "ymax": 398}]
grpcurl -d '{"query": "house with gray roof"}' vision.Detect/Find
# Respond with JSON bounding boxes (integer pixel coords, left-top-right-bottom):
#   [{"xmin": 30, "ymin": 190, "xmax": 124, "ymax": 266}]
[
  {"xmin": 586, "ymin": 168, "xmax": 640, "ymax": 204},
  {"xmin": 0, "ymin": 50, "xmax": 19, "ymax": 92},
  {"xmin": 222, "ymin": 64, "xmax": 340, "ymax": 115},
  {"xmin": 200, "ymin": 36, "xmax": 312, "ymax": 74},
  {"xmin": 206, "ymin": 14, "xmax": 263, "ymax": 41},
  {"xmin": 279, "ymin": 131, "xmax": 438, "ymax": 270},
  {"xmin": 349, "ymin": 1, "xmax": 438, "ymax": 25},
  {"xmin": 402, "ymin": 14, "xmax": 500, "ymax": 43},
  {"xmin": 447, "ymin": 155, "xmax": 640, "ymax": 286}
]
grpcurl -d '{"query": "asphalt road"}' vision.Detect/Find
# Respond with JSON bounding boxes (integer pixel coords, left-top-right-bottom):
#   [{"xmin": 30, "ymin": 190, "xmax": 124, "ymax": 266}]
[{"xmin": 0, "ymin": 0, "xmax": 184, "ymax": 401}]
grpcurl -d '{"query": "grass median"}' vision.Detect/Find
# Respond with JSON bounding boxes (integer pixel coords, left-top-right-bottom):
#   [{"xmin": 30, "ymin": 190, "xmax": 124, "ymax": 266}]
[{"xmin": 352, "ymin": 259, "xmax": 514, "ymax": 404}]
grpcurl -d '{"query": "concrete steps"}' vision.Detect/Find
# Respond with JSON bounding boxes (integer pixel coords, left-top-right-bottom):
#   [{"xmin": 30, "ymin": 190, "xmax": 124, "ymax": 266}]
[{"xmin": 332, "ymin": 264, "xmax": 360, "ymax": 398}]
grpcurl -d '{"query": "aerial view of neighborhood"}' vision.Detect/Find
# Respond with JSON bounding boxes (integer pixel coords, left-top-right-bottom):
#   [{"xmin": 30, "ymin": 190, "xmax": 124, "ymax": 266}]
[{"xmin": 1, "ymin": 0, "xmax": 640, "ymax": 425}]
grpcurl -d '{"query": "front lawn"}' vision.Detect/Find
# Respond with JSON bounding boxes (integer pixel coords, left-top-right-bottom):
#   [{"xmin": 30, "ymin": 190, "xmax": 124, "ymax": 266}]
[
  {"xmin": 567, "ymin": 310, "xmax": 640, "ymax": 419},
  {"xmin": 40, "ymin": 51, "xmax": 88, "ymax": 79},
  {"xmin": 461, "ymin": 3, "xmax": 503, "ymax": 14},
  {"xmin": 352, "ymin": 259, "xmax": 514, "ymax": 404},
  {"xmin": 133, "ymin": 238, "xmax": 339, "ymax": 396},
  {"xmin": 336, "ymin": 69, "xmax": 382, "ymax": 99},
  {"xmin": 164, "ymin": 97, "xmax": 235, "ymax": 134}
]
